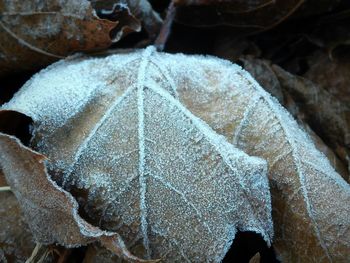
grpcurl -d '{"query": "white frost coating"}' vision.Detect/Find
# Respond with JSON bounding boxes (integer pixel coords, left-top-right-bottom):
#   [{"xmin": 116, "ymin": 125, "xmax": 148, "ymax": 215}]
[
  {"xmin": 233, "ymin": 96, "xmax": 261, "ymax": 146},
  {"xmin": 99, "ymin": 3, "xmax": 129, "ymax": 15},
  {"xmin": 136, "ymin": 46, "xmax": 155, "ymax": 257},
  {"xmin": 156, "ymin": 53, "xmax": 350, "ymax": 261},
  {"xmin": 147, "ymin": 84, "xmax": 272, "ymax": 244},
  {"xmin": 62, "ymin": 86, "xmax": 136, "ymax": 186},
  {"xmin": 240, "ymin": 69, "xmax": 350, "ymax": 191},
  {"xmin": 1, "ymin": 47, "xmax": 276, "ymax": 262},
  {"xmin": 240, "ymin": 70, "xmax": 333, "ymax": 260},
  {"xmin": 235, "ymin": 68, "xmax": 350, "ymax": 261},
  {"xmin": 2, "ymin": 53, "xmax": 139, "ymax": 127},
  {"xmin": 150, "ymin": 56, "xmax": 179, "ymax": 98}
]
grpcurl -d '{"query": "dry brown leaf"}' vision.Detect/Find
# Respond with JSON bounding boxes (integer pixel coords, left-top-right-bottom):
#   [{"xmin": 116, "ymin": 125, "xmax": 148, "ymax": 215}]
[
  {"xmin": 238, "ymin": 57, "xmax": 284, "ymax": 104},
  {"xmin": 153, "ymin": 54, "xmax": 349, "ymax": 262},
  {"xmin": 174, "ymin": 0, "xmax": 341, "ymax": 36},
  {"xmin": 304, "ymin": 52, "xmax": 350, "ymax": 174},
  {"xmin": 0, "ymin": 133, "xmax": 156, "ymax": 263},
  {"xmin": 90, "ymin": 0, "xmax": 162, "ymax": 40},
  {"xmin": 305, "ymin": 50, "xmax": 350, "ymax": 106},
  {"xmin": 0, "ymin": 47, "xmax": 273, "ymax": 262},
  {"xmin": 0, "ymin": 191, "xmax": 35, "ymax": 262},
  {"xmin": 2, "ymin": 47, "xmax": 349, "ymax": 262},
  {"xmin": 271, "ymin": 63, "xmax": 350, "ymax": 181},
  {"xmin": 0, "ymin": 0, "xmax": 161, "ymax": 77},
  {"xmin": 238, "ymin": 57, "xmax": 349, "ymax": 181}
]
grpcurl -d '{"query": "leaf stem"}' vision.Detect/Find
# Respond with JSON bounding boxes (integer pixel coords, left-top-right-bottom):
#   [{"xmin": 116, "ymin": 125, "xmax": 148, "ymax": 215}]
[{"xmin": 154, "ymin": 1, "xmax": 176, "ymax": 51}]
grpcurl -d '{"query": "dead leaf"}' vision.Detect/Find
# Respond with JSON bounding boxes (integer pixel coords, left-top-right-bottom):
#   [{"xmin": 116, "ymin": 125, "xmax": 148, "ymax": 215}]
[
  {"xmin": 174, "ymin": 0, "xmax": 341, "ymax": 36},
  {"xmin": 304, "ymin": 52, "xmax": 350, "ymax": 174},
  {"xmin": 0, "ymin": 191, "xmax": 35, "ymax": 262},
  {"xmin": 156, "ymin": 55, "xmax": 350, "ymax": 262},
  {"xmin": 0, "ymin": 0, "xmax": 161, "ymax": 77},
  {"xmin": 271, "ymin": 63, "xmax": 350, "ymax": 181},
  {"xmin": 90, "ymin": 0, "xmax": 162, "ymax": 40},
  {"xmin": 0, "ymin": 133, "xmax": 156, "ymax": 263},
  {"xmin": 237, "ymin": 57, "xmax": 349, "ymax": 181},
  {"xmin": 0, "ymin": 47, "xmax": 273, "ymax": 262},
  {"xmin": 305, "ymin": 50, "xmax": 350, "ymax": 106},
  {"xmin": 238, "ymin": 57, "xmax": 284, "ymax": 104}
]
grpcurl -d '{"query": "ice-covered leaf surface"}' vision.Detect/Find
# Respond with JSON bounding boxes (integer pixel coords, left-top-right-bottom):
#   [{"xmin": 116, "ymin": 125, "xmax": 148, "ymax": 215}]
[
  {"xmin": 160, "ymin": 54, "xmax": 350, "ymax": 262},
  {"xmin": 0, "ymin": 133, "xmax": 154, "ymax": 263},
  {"xmin": 0, "ymin": 47, "xmax": 273, "ymax": 262}
]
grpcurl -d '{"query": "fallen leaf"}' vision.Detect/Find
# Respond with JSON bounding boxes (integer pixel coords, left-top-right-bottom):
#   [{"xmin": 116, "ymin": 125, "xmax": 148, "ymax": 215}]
[
  {"xmin": 0, "ymin": 132, "xmax": 156, "ymax": 263},
  {"xmin": 90, "ymin": 0, "xmax": 162, "ymax": 40},
  {"xmin": 0, "ymin": 191, "xmax": 35, "ymax": 262},
  {"xmin": 0, "ymin": 0, "xmax": 161, "ymax": 77},
  {"xmin": 305, "ymin": 50, "xmax": 350, "ymax": 106},
  {"xmin": 174, "ymin": 0, "xmax": 341, "ymax": 35},
  {"xmin": 272, "ymin": 63, "xmax": 350, "ymax": 181},
  {"xmin": 156, "ymin": 54, "xmax": 350, "ymax": 262},
  {"xmin": 237, "ymin": 57, "xmax": 349, "ymax": 181},
  {"xmin": 0, "ymin": 47, "xmax": 273, "ymax": 262},
  {"xmin": 238, "ymin": 57, "xmax": 284, "ymax": 104}
]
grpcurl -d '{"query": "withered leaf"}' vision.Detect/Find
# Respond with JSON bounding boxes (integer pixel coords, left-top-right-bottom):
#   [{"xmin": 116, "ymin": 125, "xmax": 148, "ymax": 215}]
[
  {"xmin": 0, "ymin": 133, "xmax": 155, "ymax": 263},
  {"xmin": 271, "ymin": 63, "xmax": 350, "ymax": 182},
  {"xmin": 166, "ymin": 57, "xmax": 350, "ymax": 262},
  {"xmin": 305, "ymin": 51, "xmax": 350, "ymax": 105},
  {"xmin": 0, "ymin": 191, "xmax": 35, "ymax": 262},
  {"xmin": 237, "ymin": 56, "xmax": 349, "ymax": 181},
  {"xmin": 0, "ymin": 47, "xmax": 273, "ymax": 262},
  {"xmin": 174, "ymin": 0, "xmax": 340, "ymax": 35},
  {"xmin": 0, "ymin": 0, "xmax": 161, "ymax": 77}
]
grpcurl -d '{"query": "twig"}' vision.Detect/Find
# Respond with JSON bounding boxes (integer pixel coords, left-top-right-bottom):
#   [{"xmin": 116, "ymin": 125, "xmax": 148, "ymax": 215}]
[{"xmin": 154, "ymin": 1, "xmax": 176, "ymax": 51}]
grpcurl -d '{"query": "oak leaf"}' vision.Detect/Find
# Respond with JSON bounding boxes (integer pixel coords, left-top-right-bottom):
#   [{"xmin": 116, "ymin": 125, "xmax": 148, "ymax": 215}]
[{"xmin": 0, "ymin": 47, "xmax": 273, "ymax": 262}]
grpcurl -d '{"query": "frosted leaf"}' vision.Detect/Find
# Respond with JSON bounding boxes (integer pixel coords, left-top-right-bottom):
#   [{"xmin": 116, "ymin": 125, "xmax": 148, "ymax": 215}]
[
  {"xmin": 161, "ymin": 54, "xmax": 350, "ymax": 262},
  {"xmin": 0, "ymin": 133, "xmax": 155, "ymax": 263},
  {"xmin": 0, "ymin": 47, "xmax": 273, "ymax": 262}
]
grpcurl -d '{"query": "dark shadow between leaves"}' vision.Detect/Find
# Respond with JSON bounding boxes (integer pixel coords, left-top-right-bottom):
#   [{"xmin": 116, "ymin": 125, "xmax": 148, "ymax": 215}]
[
  {"xmin": 0, "ymin": 110, "xmax": 33, "ymax": 146},
  {"xmin": 223, "ymin": 231, "xmax": 279, "ymax": 263}
]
